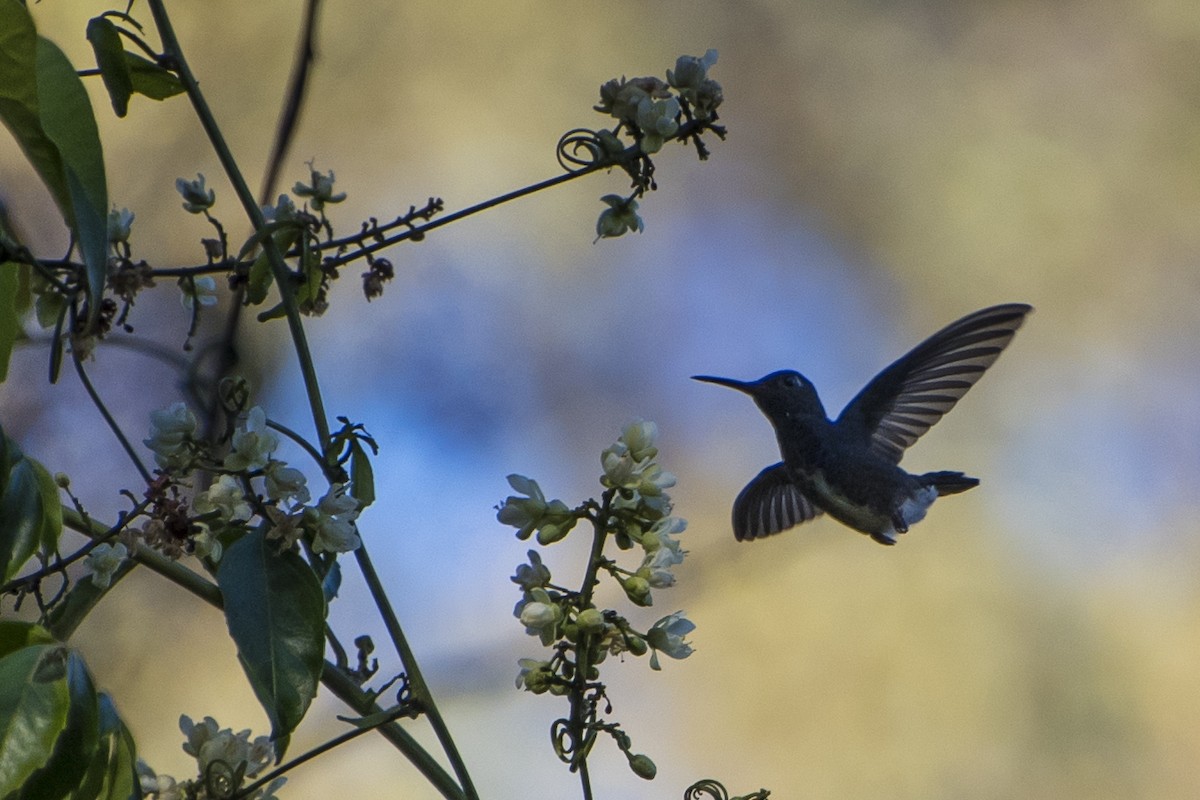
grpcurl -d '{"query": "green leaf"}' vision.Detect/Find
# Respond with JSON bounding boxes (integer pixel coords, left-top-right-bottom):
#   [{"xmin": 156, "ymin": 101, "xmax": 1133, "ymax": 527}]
[
  {"xmin": 217, "ymin": 529, "xmax": 326, "ymax": 760},
  {"xmin": 349, "ymin": 439, "xmax": 375, "ymax": 508},
  {"xmin": 0, "ymin": 263, "xmax": 19, "ymax": 383},
  {"xmin": 0, "ymin": 645, "xmax": 71, "ymax": 798},
  {"xmin": 0, "ymin": 4, "xmax": 109, "ymax": 332},
  {"xmin": 18, "ymin": 650, "xmax": 101, "ymax": 800},
  {"xmin": 30, "ymin": 460, "xmax": 61, "ymax": 555},
  {"xmin": 86, "ymin": 17, "xmax": 133, "ymax": 118},
  {"xmin": 246, "ymin": 228, "xmax": 298, "ymax": 306},
  {"xmin": 0, "ymin": 460, "xmax": 45, "ymax": 584},
  {"xmin": 69, "ymin": 693, "xmax": 139, "ymax": 800},
  {"xmin": 0, "ymin": 4, "xmax": 72, "ymax": 225},
  {"xmin": 0, "ymin": 622, "xmax": 56, "ymax": 660},
  {"xmin": 125, "ymin": 51, "xmax": 183, "ymax": 101}
]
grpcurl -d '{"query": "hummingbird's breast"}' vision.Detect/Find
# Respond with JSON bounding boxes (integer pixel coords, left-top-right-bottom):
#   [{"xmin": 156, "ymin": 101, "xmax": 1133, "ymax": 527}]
[{"xmin": 776, "ymin": 417, "xmax": 920, "ymax": 539}]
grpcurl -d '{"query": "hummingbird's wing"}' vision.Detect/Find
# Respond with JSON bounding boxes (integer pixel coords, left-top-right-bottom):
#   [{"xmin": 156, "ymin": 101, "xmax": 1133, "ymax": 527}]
[
  {"xmin": 836, "ymin": 303, "xmax": 1032, "ymax": 464},
  {"xmin": 733, "ymin": 463, "xmax": 822, "ymax": 541}
]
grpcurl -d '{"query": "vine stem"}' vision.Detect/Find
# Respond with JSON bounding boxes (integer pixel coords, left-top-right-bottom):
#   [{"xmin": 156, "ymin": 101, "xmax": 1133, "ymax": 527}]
[
  {"xmin": 139, "ymin": 9, "xmax": 477, "ymax": 797},
  {"xmin": 321, "ymin": 167, "xmax": 599, "ymax": 268},
  {"xmin": 72, "ymin": 347, "xmax": 152, "ymax": 484},
  {"xmin": 353, "ymin": 545, "xmax": 479, "ymax": 800},
  {"xmin": 145, "ymin": 0, "xmax": 331, "ymax": 449},
  {"xmin": 570, "ymin": 491, "xmax": 613, "ymax": 800}
]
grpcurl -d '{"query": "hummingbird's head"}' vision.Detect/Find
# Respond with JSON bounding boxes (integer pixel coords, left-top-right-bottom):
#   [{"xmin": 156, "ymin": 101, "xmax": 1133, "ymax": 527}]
[{"xmin": 692, "ymin": 370, "xmax": 826, "ymax": 421}]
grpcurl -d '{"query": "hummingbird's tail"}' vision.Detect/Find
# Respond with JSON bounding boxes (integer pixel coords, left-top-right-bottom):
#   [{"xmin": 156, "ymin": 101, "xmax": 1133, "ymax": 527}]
[{"xmin": 921, "ymin": 471, "xmax": 979, "ymax": 496}]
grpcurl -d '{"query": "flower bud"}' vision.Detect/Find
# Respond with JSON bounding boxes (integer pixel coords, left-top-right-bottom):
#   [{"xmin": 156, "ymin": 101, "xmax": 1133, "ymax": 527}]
[
  {"xmin": 627, "ymin": 753, "xmax": 657, "ymax": 780},
  {"xmin": 621, "ymin": 575, "xmax": 652, "ymax": 607},
  {"xmin": 576, "ymin": 607, "xmax": 606, "ymax": 634}
]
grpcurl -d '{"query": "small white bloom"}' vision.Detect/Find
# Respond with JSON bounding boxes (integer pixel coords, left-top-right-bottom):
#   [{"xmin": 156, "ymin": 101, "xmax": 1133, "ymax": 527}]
[
  {"xmin": 594, "ymin": 194, "xmax": 643, "ymax": 241},
  {"xmin": 84, "ymin": 542, "xmax": 127, "ymax": 589},
  {"xmin": 107, "ymin": 207, "xmax": 134, "ymax": 245},
  {"xmin": 265, "ymin": 461, "xmax": 310, "ymax": 507},
  {"xmin": 293, "ymin": 168, "xmax": 346, "ymax": 211},
  {"xmin": 667, "ymin": 49, "xmax": 719, "ymax": 91},
  {"xmin": 175, "ymin": 173, "xmax": 215, "ymax": 214},
  {"xmin": 224, "ymin": 407, "xmax": 280, "ymax": 472},
  {"xmin": 179, "ymin": 276, "xmax": 217, "ymax": 311},
  {"xmin": 635, "ymin": 96, "xmax": 680, "ymax": 153},
  {"xmin": 144, "ymin": 402, "xmax": 197, "ymax": 470},
  {"xmin": 620, "ymin": 420, "xmax": 659, "ymax": 462},
  {"xmin": 262, "ymin": 193, "xmax": 298, "ymax": 222},
  {"xmin": 192, "ymin": 523, "xmax": 223, "ymax": 563},
  {"xmin": 308, "ymin": 485, "xmax": 361, "ymax": 553},
  {"xmin": 194, "ymin": 474, "xmax": 252, "ymax": 522},
  {"xmin": 646, "ymin": 611, "xmax": 696, "ymax": 669}
]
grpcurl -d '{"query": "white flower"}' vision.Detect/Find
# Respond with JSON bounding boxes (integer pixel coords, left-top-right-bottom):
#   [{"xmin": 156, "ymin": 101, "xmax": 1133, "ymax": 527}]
[
  {"xmin": 136, "ymin": 761, "xmax": 184, "ymax": 800},
  {"xmin": 107, "ymin": 207, "xmax": 134, "ymax": 246},
  {"xmin": 224, "ymin": 407, "xmax": 279, "ymax": 472},
  {"xmin": 144, "ymin": 402, "xmax": 197, "ymax": 470},
  {"xmin": 667, "ymin": 49, "xmax": 719, "ymax": 92},
  {"xmin": 85, "ymin": 542, "xmax": 127, "ymax": 589},
  {"xmin": 194, "ymin": 474, "xmax": 252, "ymax": 522},
  {"xmin": 635, "ymin": 96, "xmax": 680, "ymax": 153},
  {"xmin": 620, "ymin": 420, "xmax": 659, "ymax": 462},
  {"xmin": 192, "ymin": 523, "xmax": 223, "ymax": 563},
  {"xmin": 646, "ymin": 611, "xmax": 696, "ymax": 669},
  {"xmin": 640, "ymin": 544, "xmax": 684, "ymax": 589},
  {"xmin": 265, "ymin": 461, "xmax": 310, "ymax": 507},
  {"xmin": 293, "ymin": 168, "xmax": 346, "ymax": 211},
  {"xmin": 262, "ymin": 193, "xmax": 298, "ymax": 222},
  {"xmin": 519, "ymin": 602, "xmax": 558, "ymax": 631},
  {"xmin": 180, "ymin": 715, "xmax": 271, "ymax": 782},
  {"xmin": 308, "ymin": 485, "xmax": 361, "ymax": 553},
  {"xmin": 594, "ymin": 194, "xmax": 643, "ymax": 241},
  {"xmin": 515, "ymin": 658, "xmax": 553, "ymax": 693},
  {"xmin": 179, "ymin": 276, "xmax": 218, "ymax": 311},
  {"xmin": 175, "ymin": 173, "xmax": 215, "ymax": 214},
  {"xmin": 511, "ymin": 550, "xmax": 551, "ymax": 591}
]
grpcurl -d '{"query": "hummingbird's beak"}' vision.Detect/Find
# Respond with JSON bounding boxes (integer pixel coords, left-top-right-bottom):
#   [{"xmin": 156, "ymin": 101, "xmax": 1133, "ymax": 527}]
[{"xmin": 691, "ymin": 375, "xmax": 754, "ymax": 394}]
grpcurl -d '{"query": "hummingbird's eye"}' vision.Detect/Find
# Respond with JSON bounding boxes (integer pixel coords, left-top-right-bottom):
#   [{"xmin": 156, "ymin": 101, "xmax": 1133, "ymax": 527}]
[{"xmin": 785, "ymin": 374, "xmax": 800, "ymax": 387}]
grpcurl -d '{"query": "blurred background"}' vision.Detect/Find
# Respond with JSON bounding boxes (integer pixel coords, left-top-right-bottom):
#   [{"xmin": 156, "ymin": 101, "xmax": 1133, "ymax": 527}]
[{"xmin": 3, "ymin": 0, "xmax": 1200, "ymax": 797}]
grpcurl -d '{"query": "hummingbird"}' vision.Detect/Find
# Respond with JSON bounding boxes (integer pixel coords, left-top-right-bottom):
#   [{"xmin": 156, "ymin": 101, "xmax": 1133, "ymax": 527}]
[{"xmin": 693, "ymin": 303, "xmax": 1032, "ymax": 545}]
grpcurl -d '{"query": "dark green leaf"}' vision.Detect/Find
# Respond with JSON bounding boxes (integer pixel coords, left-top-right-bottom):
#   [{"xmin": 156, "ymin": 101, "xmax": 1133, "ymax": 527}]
[
  {"xmin": 246, "ymin": 228, "xmax": 298, "ymax": 306},
  {"xmin": 0, "ymin": 263, "xmax": 18, "ymax": 383},
  {"xmin": 86, "ymin": 17, "xmax": 132, "ymax": 117},
  {"xmin": 70, "ymin": 693, "xmax": 139, "ymax": 800},
  {"xmin": 125, "ymin": 52, "xmax": 183, "ymax": 101},
  {"xmin": 217, "ymin": 529, "xmax": 326, "ymax": 761},
  {"xmin": 0, "ymin": 622, "xmax": 56, "ymax": 659},
  {"xmin": 0, "ymin": 4, "xmax": 73, "ymax": 228},
  {"xmin": 33, "ymin": 34, "xmax": 109, "ymax": 332},
  {"xmin": 0, "ymin": 460, "xmax": 44, "ymax": 584},
  {"xmin": 0, "ymin": 645, "xmax": 71, "ymax": 798},
  {"xmin": 31, "ymin": 460, "xmax": 61, "ymax": 555},
  {"xmin": 18, "ymin": 650, "xmax": 101, "ymax": 800},
  {"xmin": 349, "ymin": 440, "xmax": 375, "ymax": 508}
]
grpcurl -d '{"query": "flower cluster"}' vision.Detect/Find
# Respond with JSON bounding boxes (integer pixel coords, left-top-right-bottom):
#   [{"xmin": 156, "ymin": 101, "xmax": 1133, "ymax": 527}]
[
  {"xmin": 589, "ymin": 50, "xmax": 724, "ymax": 241},
  {"xmin": 133, "ymin": 397, "xmax": 364, "ymax": 564},
  {"xmin": 137, "ymin": 715, "xmax": 285, "ymax": 800},
  {"xmin": 498, "ymin": 421, "xmax": 696, "ymax": 780}
]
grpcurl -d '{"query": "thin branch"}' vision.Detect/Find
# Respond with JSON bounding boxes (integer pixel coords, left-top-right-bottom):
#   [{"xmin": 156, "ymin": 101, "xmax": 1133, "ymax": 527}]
[
  {"xmin": 260, "ymin": 0, "xmax": 322, "ymax": 205},
  {"xmin": 72, "ymin": 348, "xmax": 153, "ymax": 484},
  {"xmin": 352, "ymin": 545, "xmax": 479, "ymax": 799},
  {"xmin": 147, "ymin": 0, "xmax": 332, "ymax": 450}
]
